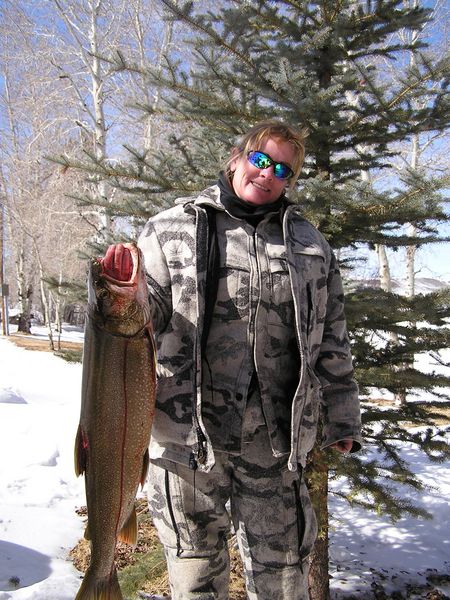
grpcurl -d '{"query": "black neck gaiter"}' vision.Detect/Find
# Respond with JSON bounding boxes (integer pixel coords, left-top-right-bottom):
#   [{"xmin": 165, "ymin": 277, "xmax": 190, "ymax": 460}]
[
  {"xmin": 217, "ymin": 172, "xmax": 286, "ymax": 226},
  {"xmin": 202, "ymin": 173, "xmax": 287, "ymax": 356}
]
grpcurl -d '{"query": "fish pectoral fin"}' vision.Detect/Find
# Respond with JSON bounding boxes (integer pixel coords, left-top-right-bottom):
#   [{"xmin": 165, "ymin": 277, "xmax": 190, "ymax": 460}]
[
  {"xmin": 140, "ymin": 448, "xmax": 150, "ymax": 488},
  {"xmin": 74, "ymin": 565, "xmax": 123, "ymax": 600},
  {"xmin": 117, "ymin": 505, "xmax": 138, "ymax": 546},
  {"xmin": 74, "ymin": 424, "xmax": 87, "ymax": 477}
]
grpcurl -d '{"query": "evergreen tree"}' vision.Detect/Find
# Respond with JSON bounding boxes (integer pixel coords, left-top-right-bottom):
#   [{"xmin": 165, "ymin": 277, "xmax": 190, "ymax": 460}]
[{"xmin": 56, "ymin": 0, "xmax": 450, "ymax": 596}]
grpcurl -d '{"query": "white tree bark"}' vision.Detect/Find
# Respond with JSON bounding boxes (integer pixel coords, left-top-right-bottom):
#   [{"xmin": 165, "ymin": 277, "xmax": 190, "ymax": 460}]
[
  {"xmin": 376, "ymin": 244, "xmax": 393, "ymax": 293},
  {"xmin": 51, "ymin": 0, "xmax": 121, "ymax": 239},
  {"xmin": 1, "ymin": 5, "xmax": 95, "ymax": 336}
]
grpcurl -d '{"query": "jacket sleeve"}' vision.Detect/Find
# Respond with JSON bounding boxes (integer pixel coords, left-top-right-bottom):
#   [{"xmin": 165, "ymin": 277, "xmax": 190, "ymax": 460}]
[
  {"xmin": 316, "ymin": 251, "xmax": 362, "ymax": 452},
  {"xmin": 137, "ymin": 219, "xmax": 173, "ymax": 335}
]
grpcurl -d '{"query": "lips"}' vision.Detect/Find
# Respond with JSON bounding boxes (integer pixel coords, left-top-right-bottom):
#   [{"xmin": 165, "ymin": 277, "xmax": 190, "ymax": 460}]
[{"xmin": 251, "ymin": 181, "xmax": 270, "ymax": 192}]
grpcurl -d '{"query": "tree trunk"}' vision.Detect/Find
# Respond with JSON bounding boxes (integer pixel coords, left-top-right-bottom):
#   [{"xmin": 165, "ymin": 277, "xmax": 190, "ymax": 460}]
[
  {"xmin": 89, "ymin": 0, "xmax": 112, "ymax": 240},
  {"xmin": 0, "ymin": 202, "xmax": 8, "ymax": 336},
  {"xmin": 308, "ymin": 527, "xmax": 330, "ymax": 600},
  {"xmin": 307, "ymin": 439, "xmax": 330, "ymax": 600},
  {"xmin": 38, "ymin": 259, "xmax": 54, "ymax": 351},
  {"xmin": 18, "ymin": 313, "xmax": 32, "ymax": 334},
  {"xmin": 376, "ymin": 244, "xmax": 393, "ymax": 293},
  {"xmin": 375, "ymin": 244, "xmax": 408, "ymax": 405},
  {"xmin": 52, "ymin": 0, "xmax": 112, "ymax": 241},
  {"xmin": 55, "ymin": 271, "xmax": 63, "ymax": 351},
  {"xmin": 307, "ymin": 43, "xmax": 333, "ymax": 596},
  {"xmin": 16, "ymin": 246, "xmax": 32, "ymax": 334}
]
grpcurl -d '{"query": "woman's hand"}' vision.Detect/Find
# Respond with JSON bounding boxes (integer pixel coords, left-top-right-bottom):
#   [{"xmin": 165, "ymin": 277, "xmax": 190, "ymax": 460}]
[
  {"xmin": 101, "ymin": 244, "xmax": 133, "ymax": 281},
  {"xmin": 329, "ymin": 439, "xmax": 353, "ymax": 454}
]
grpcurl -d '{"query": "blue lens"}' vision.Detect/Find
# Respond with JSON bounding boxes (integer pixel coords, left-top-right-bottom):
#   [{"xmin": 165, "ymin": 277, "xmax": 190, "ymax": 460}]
[
  {"xmin": 250, "ymin": 151, "xmax": 272, "ymax": 169},
  {"xmin": 274, "ymin": 163, "xmax": 291, "ymax": 179},
  {"xmin": 247, "ymin": 151, "xmax": 293, "ymax": 180}
]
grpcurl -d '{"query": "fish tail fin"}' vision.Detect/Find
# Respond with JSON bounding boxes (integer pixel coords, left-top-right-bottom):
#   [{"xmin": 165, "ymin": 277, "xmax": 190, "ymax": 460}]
[
  {"xmin": 74, "ymin": 424, "xmax": 87, "ymax": 477},
  {"xmin": 75, "ymin": 565, "xmax": 123, "ymax": 600},
  {"xmin": 117, "ymin": 505, "xmax": 138, "ymax": 546},
  {"xmin": 140, "ymin": 448, "xmax": 150, "ymax": 488}
]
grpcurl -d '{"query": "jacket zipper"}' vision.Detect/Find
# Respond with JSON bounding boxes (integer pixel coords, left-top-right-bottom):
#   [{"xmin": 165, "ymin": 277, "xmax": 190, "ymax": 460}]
[
  {"xmin": 189, "ymin": 204, "xmax": 211, "ymax": 467},
  {"xmin": 283, "ymin": 206, "xmax": 306, "ymax": 470}
]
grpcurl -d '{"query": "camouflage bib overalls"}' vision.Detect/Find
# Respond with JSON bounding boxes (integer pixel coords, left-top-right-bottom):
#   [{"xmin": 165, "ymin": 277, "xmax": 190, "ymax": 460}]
[{"xmin": 138, "ymin": 185, "xmax": 361, "ymax": 599}]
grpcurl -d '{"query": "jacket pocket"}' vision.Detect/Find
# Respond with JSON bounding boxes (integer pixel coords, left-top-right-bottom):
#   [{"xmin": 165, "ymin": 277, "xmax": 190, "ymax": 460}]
[
  {"xmin": 268, "ymin": 255, "xmax": 295, "ymax": 328},
  {"xmin": 152, "ymin": 376, "xmax": 195, "ymax": 450},
  {"xmin": 282, "ymin": 468, "xmax": 318, "ymax": 564},
  {"xmin": 298, "ymin": 367, "xmax": 322, "ymax": 455},
  {"xmin": 213, "ymin": 265, "xmax": 250, "ymax": 320},
  {"xmin": 292, "ymin": 246, "xmax": 328, "ymax": 333},
  {"xmin": 293, "ymin": 475, "xmax": 318, "ymax": 560}
]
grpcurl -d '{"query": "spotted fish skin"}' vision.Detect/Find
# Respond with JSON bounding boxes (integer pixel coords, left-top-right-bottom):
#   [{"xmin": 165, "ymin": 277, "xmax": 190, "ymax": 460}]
[{"xmin": 74, "ymin": 243, "xmax": 156, "ymax": 600}]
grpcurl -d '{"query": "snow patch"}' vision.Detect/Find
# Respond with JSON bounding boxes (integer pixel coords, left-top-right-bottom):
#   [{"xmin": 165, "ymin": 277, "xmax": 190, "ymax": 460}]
[
  {"xmin": 0, "ymin": 389, "xmax": 26, "ymax": 405},
  {"xmin": 0, "ymin": 328, "xmax": 449, "ymax": 599}
]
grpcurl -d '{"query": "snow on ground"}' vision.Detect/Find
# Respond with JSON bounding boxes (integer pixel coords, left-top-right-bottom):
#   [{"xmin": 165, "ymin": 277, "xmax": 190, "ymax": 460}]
[
  {"xmin": 0, "ymin": 327, "xmax": 449, "ymax": 599},
  {"xmin": 0, "ymin": 331, "xmax": 85, "ymax": 600},
  {"xmin": 329, "ymin": 432, "xmax": 450, "ymax": 598}
]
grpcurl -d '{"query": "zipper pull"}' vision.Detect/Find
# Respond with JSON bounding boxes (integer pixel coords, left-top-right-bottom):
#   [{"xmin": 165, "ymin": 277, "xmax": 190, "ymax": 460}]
[{"xmin": 196, "ymin": 428, "xmax": 207, "ymax": 465}]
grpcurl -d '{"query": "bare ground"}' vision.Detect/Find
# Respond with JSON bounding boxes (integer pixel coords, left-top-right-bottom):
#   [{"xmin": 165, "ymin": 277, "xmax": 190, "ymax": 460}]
[{"xmin": 7, "ymin": 332, "xmax": 83, "ymax": 353}]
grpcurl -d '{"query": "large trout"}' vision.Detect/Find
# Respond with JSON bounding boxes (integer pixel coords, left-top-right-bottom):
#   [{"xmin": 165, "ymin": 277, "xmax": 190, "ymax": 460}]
[{"xmin": 74, "ymin": 243, "xmax": 156, "ymax": 600}]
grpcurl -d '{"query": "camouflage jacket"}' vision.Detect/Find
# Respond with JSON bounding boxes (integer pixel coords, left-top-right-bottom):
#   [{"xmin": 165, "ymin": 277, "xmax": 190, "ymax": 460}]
[{"xmin": 138, "ymin": 185, "xmax": 362, "ymax": 473}]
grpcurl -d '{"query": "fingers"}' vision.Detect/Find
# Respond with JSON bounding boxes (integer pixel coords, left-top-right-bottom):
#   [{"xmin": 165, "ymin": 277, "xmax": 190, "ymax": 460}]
[
  {"xmin": 330, "ymin": 440, "xmax": 353, "ymax": 454},
  {"xmin": 101, "ymin": 244, "xmax": 133, "ymax": 281}
]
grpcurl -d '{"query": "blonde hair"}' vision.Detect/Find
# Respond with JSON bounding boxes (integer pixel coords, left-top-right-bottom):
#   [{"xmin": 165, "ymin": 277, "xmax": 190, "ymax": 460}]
[{"xmin": 227, "ymin": 120, "xmax": 308, "ymax": 191}]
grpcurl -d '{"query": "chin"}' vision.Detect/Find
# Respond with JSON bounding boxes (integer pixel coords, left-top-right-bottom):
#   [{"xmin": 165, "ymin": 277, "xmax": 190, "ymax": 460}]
[{"xmin": 241, "ymin": 190, "xmax": 272, "ymax": 205}]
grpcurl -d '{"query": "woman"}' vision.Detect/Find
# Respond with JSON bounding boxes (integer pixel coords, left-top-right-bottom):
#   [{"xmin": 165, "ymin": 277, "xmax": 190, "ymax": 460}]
[{"xmin": 102, "ymin": 120, "xmax": 362, "ymax": 599}]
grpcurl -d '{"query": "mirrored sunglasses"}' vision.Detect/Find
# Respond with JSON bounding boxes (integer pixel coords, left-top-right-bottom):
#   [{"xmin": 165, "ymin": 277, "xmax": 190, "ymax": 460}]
[{"xmin": 247, "ymin": 150, "xmax": 294, "ymax": 180}]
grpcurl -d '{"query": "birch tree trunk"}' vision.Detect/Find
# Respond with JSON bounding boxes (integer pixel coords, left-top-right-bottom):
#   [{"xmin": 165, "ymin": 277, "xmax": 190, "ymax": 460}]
[
  {"xmin": 33, "ymin": 238, "xmax": 55, "ymax": 350},
  {"xmin": 89, "ymin": 0, "xmax": 110, "ymax": 237},
  {"xmin": 16, "ymin": 247, "xmax": 33, "ymax": 334},
  {"xmin": 376, "ymin": 244, "xmax": 393, "ymax": 293},
  {"xmin": 0, "ymin": 202, "xmax": 7, "ymax": 336},
  {"xmin": 2, "ymin": 73, "xmax": 34, "ymax": 333},
  {"xmin": 131, "ymin": 0, "xmax": 175, "ymax": 151},
  {"xmin": 405, "ymin": 133, "xmax": 420, "ymax": 299},
  {"xmin": 55, "ymin": 271, "xmax": 63, "ymax": 351},
  {"xmin": 52, "ymin": 0, "xmax": 115, "ymax": 240}
]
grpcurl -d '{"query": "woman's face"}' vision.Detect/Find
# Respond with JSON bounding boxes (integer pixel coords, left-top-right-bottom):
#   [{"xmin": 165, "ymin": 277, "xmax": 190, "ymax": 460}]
[{"xmin": 230, "ymin": 137, "xmax": 296, "ymax": 205}]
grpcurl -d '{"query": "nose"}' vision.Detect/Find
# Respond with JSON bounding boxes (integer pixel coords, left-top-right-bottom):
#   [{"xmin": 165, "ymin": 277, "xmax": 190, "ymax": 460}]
[{"xmin": 260, "ymin": 164, "xmax": 274, "ymax": 179}]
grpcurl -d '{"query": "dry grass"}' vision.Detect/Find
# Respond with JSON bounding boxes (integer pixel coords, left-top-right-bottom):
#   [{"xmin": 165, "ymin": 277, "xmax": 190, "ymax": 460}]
[
  {"xmin": 70, "ymin": 499, "xmax": 247, "ymax": 599},
  {"xmin": 8, "ymin": 332, "xmax": 83, "ymax": 353},
  {"xmin": 365, "ymin": 397, "xmax": 450, "ymax": 427},
  {"xmin": 416, "ymin": 402, "xmax": 450, "ymax": 425}
]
